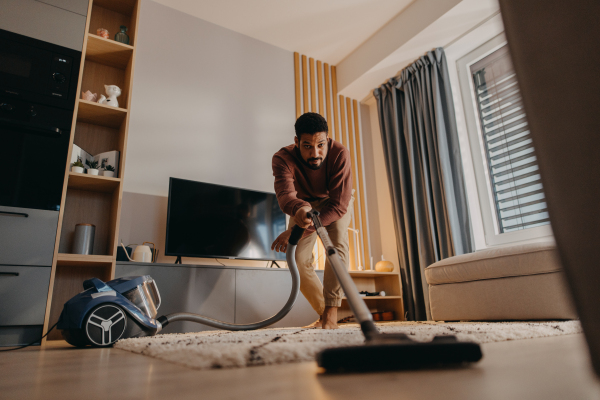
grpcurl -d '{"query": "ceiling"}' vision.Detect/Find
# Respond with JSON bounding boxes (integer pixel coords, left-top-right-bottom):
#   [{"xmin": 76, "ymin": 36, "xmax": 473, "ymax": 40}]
[
  {"xmin": 338, "ymin": 0, "xmax": 501, "ymax": 98},
  {"xmin": 152, "ymin": 0, "xmax": 415, "ymax": 65}
]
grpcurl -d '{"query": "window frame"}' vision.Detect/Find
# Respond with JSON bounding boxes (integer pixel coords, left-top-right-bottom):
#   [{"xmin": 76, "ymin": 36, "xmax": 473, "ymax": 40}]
[{"xmin": 456, "ymin": 33, "xmax": 553, "ymax": 246}]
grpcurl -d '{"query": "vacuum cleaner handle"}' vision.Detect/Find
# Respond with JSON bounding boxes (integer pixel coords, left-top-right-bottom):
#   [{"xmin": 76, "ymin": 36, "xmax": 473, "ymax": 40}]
[
  {"xmin": 289, "ymin": 224, "xmax": 305, "ymax": 246},
  {"xmin": 307, "ymin": 210, "xmax": 380, "ymax": 340}
]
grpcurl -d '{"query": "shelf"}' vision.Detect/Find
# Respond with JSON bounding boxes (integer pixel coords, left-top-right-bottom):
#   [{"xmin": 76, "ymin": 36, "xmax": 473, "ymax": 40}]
[
  {"xmin": 93, "ymin": 0, "xmax": 136, "ymax": 16},
  {"xmin": 56, "ymin": 253, "xmax": 114, "ymax": 268},
  {"xmin": 343, "ymin": 296, "xmax": 402, "ymax": 300},
  {"xmin": 68, "ymin": 172, "xmax": 121, "ymax": 193},
  {"xmin": 339, "ymin": 320, "xmax": 402, "ymax": 326},
  {"xmin": 77, "ymin": 99, "xmax": 127, "ymax": 128},
  {"xmin": 86, "ymin": 34, "xmax": 133, "ymax": 69},
  {"xmin": 348, "ymin": 270, "xmax": 397, "ymax": 278},
  {"xmin": 58, "ymin": 188, "xmax": 118, "ymax": 255}
]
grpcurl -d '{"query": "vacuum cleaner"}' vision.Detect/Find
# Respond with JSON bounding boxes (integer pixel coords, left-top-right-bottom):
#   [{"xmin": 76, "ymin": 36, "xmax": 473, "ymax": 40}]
[
  {"xmin": 57, "ymin": 235, "xmax": 302, "ymax": 346},
  {"xmin": 57, "ymin": 211, "xmax": 482, "ymax": 372},
  {"xmin": 306, "ymin": 211, "xmax": 483, "ymax": 372}
]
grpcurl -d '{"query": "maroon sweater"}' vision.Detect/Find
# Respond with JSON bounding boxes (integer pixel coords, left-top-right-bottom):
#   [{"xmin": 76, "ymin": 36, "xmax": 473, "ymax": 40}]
[{"xmin": 272, "ymin": 138, "xmax": 352, "ymax": 234}]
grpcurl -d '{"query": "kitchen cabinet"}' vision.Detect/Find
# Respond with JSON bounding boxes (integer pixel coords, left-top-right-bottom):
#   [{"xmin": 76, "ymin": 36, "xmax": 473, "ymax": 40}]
[
  {"xmin": 0, "ymin": 265, "xmax": 51, "ymax": 346},
  {"xmin": 0, "ymin": 207, "xmax": 59, "ymax": 267},
  {"xmin": 36, "ymin": 0, "xmax": 89, "ymax": 16},
  {"xmin": 0, "ymin": 0, "xmax": 87, "ymax": 50},
  {"xmin": 115, "ymin": 262, "xmax": 323, "ymax": 333}
]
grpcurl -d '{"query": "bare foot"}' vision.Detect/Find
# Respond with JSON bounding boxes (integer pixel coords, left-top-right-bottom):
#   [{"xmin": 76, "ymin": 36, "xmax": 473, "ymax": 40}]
[
  {"xmin": 321, "ymin": 306, "xmax": 339, "ymax": 329},
  {"xmin": 303, "ymin": 317, "xmax": 322, "ymax": 328}
]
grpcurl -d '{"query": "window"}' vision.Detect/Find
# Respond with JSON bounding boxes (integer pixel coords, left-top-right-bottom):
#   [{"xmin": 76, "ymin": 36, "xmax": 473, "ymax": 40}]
[
  {"xmin": 469, "ymin": 45, "xmax": 550, "ymax": 233},
  {"xmin": 455, "ymin": 32, "xmax": 553, "ymax": 246}
]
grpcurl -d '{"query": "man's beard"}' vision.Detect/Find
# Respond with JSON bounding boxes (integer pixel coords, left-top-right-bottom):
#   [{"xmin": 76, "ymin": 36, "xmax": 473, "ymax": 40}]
[{"xmin": 302, "ymin": 157, "xmax": 323, "ymax": 170}]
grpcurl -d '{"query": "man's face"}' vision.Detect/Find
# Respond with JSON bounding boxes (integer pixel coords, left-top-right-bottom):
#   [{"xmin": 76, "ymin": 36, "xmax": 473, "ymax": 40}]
[{"xmin": 295, "ymin": 132, "xmax": 328, "ymax": 170}]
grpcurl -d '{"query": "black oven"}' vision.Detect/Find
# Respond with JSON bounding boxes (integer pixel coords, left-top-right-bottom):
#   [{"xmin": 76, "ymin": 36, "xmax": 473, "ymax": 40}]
[{"xmin": 0, "ymin": 29, "xmax": 81, "ymax": 211}]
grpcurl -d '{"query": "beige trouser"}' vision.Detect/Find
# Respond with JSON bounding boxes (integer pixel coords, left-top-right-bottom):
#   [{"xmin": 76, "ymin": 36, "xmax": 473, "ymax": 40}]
[{"xmin": 289, "ymin": 196, "xmax": 353, "ymax": 315}]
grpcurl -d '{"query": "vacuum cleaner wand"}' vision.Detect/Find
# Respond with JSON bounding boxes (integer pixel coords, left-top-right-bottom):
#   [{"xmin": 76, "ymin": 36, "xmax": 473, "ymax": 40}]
[
  {"xmin": 307, "ymin": 210, "xmax": 483, "ymax": 372},
  {"xmin": 309, "ymin": 210, "xmax": 379, "ymax": 340}
]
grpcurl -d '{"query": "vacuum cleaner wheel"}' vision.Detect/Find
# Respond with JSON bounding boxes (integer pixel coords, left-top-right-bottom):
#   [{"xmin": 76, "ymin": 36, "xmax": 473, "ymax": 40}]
[
  {"xmin": 84, "ymin": 304, "xmax": 127, "ymax": 347},
  {"xmin": 61, "ymin": 328, "xmax": 89, "ymax": 347}
]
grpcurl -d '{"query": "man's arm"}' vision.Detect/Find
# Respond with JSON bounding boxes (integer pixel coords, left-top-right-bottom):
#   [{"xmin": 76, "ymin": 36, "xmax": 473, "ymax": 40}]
[{"xmin": 272, "ymin": 153, "xmax": 311, "ymax": 217}]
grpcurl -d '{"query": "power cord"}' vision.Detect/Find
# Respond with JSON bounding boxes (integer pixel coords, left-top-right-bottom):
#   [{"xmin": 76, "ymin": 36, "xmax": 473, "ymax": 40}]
[
  {"xmin": 215, "ymin": 258, "xmax": 226, "ymax": 266},
  {"xmin": 0, "ymin": 321, "xmax": 59, "ymax": 352}
]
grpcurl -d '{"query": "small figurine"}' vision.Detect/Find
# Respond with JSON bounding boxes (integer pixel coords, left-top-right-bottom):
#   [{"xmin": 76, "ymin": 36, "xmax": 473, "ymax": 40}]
[
  {"xmin": 97, "ymin": 85, "xmax": 121, "ymax": 108},
  {"xmin": 81, "ymin": 90, "xmax": 97, "ymax": 102},
  {"xmin": 96, "ymin": 28, "xmax": 109, "ymax": 39},
  {"xmin": 114, "ymin": 26, "xmax": 129, "ymax": 45}
]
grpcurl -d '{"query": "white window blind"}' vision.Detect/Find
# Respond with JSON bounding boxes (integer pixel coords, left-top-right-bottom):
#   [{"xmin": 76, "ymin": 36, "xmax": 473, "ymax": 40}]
[{"xmin": 470, "ymin": 45, "xmax": 550, "ymax": 233}]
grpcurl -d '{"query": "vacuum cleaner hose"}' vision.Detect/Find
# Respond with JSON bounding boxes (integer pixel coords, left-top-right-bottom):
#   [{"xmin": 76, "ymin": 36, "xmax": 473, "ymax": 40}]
[{"xmin": 157, "ymin": 225, "xmax": 305, "ymax": 331}]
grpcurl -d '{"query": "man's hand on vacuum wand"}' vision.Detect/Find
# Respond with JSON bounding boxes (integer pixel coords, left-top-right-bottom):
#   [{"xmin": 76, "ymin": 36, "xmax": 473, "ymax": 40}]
[{"xmin": 294, "ymin": 206, "xmax": 313, "ymax": 229}]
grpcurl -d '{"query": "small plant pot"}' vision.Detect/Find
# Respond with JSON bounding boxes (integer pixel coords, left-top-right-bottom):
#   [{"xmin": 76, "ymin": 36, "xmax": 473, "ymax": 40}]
[
  {"xmin": 88, "ymin": 168, "xmax": 99, "ymax": 176},
  {"xmin": 71, "ymin": 166, "xmax": 84, "ymax": 174},
  {"xmin": 101, "ymin": 170, "xmax": 115, "ymax": 177}
]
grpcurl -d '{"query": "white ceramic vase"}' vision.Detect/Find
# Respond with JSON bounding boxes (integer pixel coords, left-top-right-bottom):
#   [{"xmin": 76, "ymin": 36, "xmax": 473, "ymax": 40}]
[
  {"xmin": 88, "ymin": 168, "xmax": 99, "ymax": 176},
  {"xmin": 101, "ymin": 170, "xmax": 114, "ymax": 177},
  {"xmin": 71, "ymin": 166, "xmax": 84, "ymax": 174}
]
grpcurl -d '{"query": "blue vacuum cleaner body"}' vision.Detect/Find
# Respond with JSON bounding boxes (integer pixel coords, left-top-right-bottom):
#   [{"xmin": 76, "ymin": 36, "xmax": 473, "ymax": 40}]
[
  {"xmin": 58, "ymin": 240, "xmax": 302, "ymax": 347},
  {"xmin": 58, "ymin": 275, "xmax": 163, "ymax": 347}
]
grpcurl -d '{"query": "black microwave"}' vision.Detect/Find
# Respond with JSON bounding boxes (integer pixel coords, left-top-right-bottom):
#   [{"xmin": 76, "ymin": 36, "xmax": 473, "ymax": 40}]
[
  {"xmin": 0, "ymin": 29, "xmax": 80, "ymax": 110},
  {"xmin": 0, "ymin": 29, "xmax": 81, "ymax": 211}
]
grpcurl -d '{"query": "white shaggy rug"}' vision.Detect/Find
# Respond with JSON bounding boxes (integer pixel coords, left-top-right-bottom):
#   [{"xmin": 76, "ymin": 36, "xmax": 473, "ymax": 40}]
[{"xmin": 115, "ymin": 321, "xmax": 581, "ymax": 370}]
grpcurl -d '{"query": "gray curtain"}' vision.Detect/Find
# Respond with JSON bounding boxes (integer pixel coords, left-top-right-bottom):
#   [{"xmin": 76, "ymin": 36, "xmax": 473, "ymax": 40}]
[{"xmin": 373, "ymin": 47, "xmax": 473, "ymax": 321}]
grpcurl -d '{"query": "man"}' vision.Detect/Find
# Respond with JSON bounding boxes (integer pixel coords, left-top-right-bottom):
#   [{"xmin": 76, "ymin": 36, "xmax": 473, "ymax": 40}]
[{"xmin": 271, "ymin": 112, "xmax": 353, "ymax": 329}]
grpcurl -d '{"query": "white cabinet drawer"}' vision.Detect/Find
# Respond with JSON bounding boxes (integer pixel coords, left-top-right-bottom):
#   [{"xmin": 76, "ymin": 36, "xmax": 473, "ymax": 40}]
[
  {"xmin": 0, "ymin": 265, "xmax": 51, "ymax": 326},
  {"xmin": 0, "ymin": 206, "xmax": 59, "ymax": 266}
]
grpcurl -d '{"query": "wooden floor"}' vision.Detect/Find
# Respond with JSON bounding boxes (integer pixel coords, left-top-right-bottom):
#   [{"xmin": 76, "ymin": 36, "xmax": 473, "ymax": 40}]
[{"xmin": 1, "ymin": 334, "xmax": 599, "ymax": 400}]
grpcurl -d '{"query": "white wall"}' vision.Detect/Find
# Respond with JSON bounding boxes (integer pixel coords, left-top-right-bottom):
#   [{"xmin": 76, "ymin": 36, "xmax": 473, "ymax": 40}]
[
  {"xmin": 119, "ymin": 0, "xmax": 295, "ymax": 265},
  {"xmin": 360, "ymin": 99, "xmax": 401, "ymax": 272},
  {"xmin": 125, "ymin": 0, "xmax": 296, "ymax": 197}
]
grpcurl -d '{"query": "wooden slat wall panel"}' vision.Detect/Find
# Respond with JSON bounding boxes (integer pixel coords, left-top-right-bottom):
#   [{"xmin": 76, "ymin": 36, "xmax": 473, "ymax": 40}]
[
  {"xmin": 309, "ymin": 58, "xmax": 316, "ymax": 112},
  {"xmin": 347, "ymin": 97, "xmax": 364, "ymax": 269},
  {"xmin": 332, "ymin": 66, "xmax": 340, "ymax": 143},
  {"xmin": 353, "ymin": 99, "xmax": 371, "ymax": 270},
  {"xmin": 338, "ymin": 95, "xmax": 357, "ymax": 270},
  {"xmin": 293, "ymin": 54, "xmax": 372, "ymax": 271},
  {"xmin": 317, "ymin": 61, "xmax": 324, "ymax": 116},
  {"xmin": 294, "ymin": 52, "xmax": 301, "ymax": 118},
  {"xmin": 324, "ymin": 63, "xmax": 332, "ymax": 139},
  {"xmin": 302, "ymin": 55, "xmax": 309, "ymax": 113}
]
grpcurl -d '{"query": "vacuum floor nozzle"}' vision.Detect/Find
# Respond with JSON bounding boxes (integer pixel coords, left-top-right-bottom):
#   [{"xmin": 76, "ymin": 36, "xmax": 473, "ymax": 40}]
[{"xmin": 317, "ymin": 336, "xmax": 483, "ymax": 373}]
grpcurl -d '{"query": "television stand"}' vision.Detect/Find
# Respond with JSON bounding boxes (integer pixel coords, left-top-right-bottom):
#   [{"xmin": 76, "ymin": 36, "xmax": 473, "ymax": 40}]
[
  {"xmin": 175, "ymin": 256, "xmax": 182, "ymax": 264},
  {"xmin": 269, "ymin": 260, "xmax": 282, "ymax": 268}
]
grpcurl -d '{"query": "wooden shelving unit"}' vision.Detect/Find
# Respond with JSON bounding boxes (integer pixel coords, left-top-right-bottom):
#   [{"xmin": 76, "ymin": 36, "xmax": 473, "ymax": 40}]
[
  {"xmin": 56, "ymin": 253, "xmax": 115, "ymax": 268},
  {"xmin": 77, "ymin": 99, "xmax": 127, "ymax": 128},
  {"xmin": 337, "ymin": 269, "xmax": 405, "ymax": 323},
  {"xmin": 348, "ymin": 270, "xmax": 398, "ymax": 278},
  {"xmin": 85, "ymin": 34, "xmax": 134, "ymax": 69},
  {"xmin": 68, "ymin": 173, "xmax": 121, "ymax": 192},
  {"xmin": 43, "ymin": 0, "xmax": 140, "ymax": 341}
]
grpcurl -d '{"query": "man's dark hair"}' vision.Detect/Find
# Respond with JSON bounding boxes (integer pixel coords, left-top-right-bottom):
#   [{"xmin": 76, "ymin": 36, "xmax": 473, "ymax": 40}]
[{"xmin": 294, "ymin": 112, "xmax": 328, "ymax": 139}]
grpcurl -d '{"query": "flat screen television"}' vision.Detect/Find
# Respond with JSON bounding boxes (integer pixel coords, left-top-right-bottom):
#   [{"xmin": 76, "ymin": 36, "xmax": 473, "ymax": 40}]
[{"xmin": 166, "ymin": 178, "xmax": 287, "ymax": 261}]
